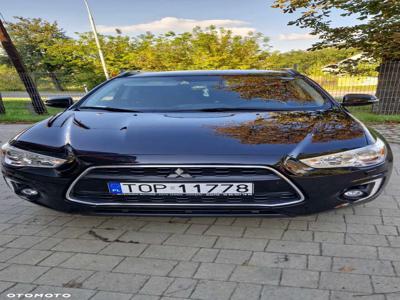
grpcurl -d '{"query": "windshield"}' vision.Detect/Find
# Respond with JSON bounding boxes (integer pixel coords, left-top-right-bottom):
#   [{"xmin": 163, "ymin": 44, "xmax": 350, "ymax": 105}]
[{"xmin": 80, "ymin": 75, "xmax": 328, "ymax": 112}]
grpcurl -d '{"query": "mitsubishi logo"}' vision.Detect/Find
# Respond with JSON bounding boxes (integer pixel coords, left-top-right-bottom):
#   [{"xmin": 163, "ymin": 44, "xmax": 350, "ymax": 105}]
[{"xmin": 166, "ymin": 168, "xmax": 193, "ymax": 178}]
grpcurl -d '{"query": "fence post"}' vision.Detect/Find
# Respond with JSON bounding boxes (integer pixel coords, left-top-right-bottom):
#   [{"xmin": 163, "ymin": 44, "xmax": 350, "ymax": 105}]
[{"xmin": 0, "ymin": 92, "xmax": 5, "ymax": 114}]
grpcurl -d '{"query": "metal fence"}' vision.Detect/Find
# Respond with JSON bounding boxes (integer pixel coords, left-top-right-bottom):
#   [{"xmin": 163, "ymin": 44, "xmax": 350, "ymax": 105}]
[
  {"xmin": 310, "ymin": 61, "xmax": 400, "ymax": 115},
  {"xmin": 310, "ymin": 75, "xmax": 378, "ymax": 100},
  {"xmin": 0, "ymin": 71, "xmax": 87, "ymax": 100},
  {"xmin": 372, "ymin": 61, "xmax": 400, "ymax": 115},
  {"xmin": 0, "ymin": 70, "xmax": 379, "ymax": 100}
]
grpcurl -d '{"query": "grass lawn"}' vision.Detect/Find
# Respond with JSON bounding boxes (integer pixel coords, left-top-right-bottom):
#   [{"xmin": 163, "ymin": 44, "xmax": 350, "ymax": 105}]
[
  {"xmin": 347, "ymin": 106, "xmax": 400, "ymax": 123},
  {"xmin": 0, "ymin": 99, "xmax": 62, "ymax": 123},
  {"xmin": 1, "ymin": 98, "xmax": 400, "ymax": 124}
]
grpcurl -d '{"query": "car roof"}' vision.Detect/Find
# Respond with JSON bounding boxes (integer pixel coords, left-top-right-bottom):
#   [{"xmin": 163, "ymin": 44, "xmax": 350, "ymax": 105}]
[{"xmin": 122, "ymin": 69, "xmax": 299, "ymax": 78}]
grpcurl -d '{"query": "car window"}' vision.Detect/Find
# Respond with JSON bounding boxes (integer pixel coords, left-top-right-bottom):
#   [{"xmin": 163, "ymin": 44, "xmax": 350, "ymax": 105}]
[{"xmin": 80, "ymin": 75, "xmax": 328, "ymax": 111}]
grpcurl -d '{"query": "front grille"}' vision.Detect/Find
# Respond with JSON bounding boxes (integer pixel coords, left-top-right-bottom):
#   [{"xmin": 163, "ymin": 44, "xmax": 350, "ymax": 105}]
[
  {"xmin": 86, "ymin": 167, "xmax": 277, "ymax": 178},
  {"xmin": 67, "ymin": 165, "xmax": 304, "ymax": 207}
]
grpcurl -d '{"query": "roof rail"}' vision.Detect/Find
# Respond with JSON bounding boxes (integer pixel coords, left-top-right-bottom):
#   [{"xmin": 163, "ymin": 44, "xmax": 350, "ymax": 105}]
[
  {"xmin": 280, "ymin": 68, "xmax": 302, "ymax": 76},
  {"xmin": 116, "ymin": 70, "xmax": 141, "ymax": 77}
]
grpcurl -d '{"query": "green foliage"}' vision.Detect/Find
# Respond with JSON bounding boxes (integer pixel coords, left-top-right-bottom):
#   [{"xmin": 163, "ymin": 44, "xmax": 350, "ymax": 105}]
[
  {"xmin": 331, "ymin": 59, "xmax": 379, "ymax": 77},
  {"xmin": 3, "ymin": 17, "xmax": 69, "ymax": 73},
  {"xmin": 133, "ymin": 27, "xmax": 269, "ymax": 71},
  {"xmin": 0, "ymin": 65, "xmax": 24, "ymax": 91},
  {"xmin": 263, "ymin": 48, "xmax": 359, "ymax": 75},
  {"xmin": 0, "ymin": 16, "xmax": 371, "ymax": 90},
  {"xmin": 272, "ymin": 0, "xmax": 400, "ymax": 61},
  {"xmin": 44, "ymin": 26, "xmax": 271, "ymax": 88},
  {"xmin": 45, "ymin": 33, "xmax": 138, "ymax": 88}
]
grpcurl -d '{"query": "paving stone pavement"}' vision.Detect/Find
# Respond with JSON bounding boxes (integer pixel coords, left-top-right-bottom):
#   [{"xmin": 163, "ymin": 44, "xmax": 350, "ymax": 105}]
[
  {"xmin": 0, "ymin": 124, "xmax": 399, "ymax": 300},
  {"xmin": 372, "ymin": 124, "xmax": 400, "ymax": 144}
]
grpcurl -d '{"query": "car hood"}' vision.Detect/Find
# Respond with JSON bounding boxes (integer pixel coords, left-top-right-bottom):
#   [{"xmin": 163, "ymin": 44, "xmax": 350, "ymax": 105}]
[{"xmin": 14, "ymin": 109, "xmax": 369, "ymax": 159}]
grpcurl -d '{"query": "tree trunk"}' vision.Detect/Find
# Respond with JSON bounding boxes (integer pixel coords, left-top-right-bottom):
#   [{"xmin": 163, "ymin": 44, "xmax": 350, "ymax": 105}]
[
  {"xmin": 0, "ymin": 92, "xmax": 5, "ymax": 114},
  {"xmin": 48, "ymin": 71, "xmax": 64, "ymax": 91},
  {"xmin": 373, "ymin": 60, "xmax": 400, "ymax": 115},
  {"xmin": 0, "ymin": 19, "xmax": 47, "ymax": 114}
]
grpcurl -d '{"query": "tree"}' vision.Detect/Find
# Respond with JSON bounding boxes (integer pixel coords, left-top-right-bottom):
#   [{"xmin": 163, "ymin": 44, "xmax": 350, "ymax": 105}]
[
  {"xmin": 0, "ymin": 18, "xmax": 47, "ymax": 114},
  {"xmin": 131, "ymin": 26, "xmax": 270, "ymax": 71},
  {"xmin": 46, "ymin": 33, "xmax": 139, "ymax": 89},
  {"xmin": 46, "ymin": 27, "xmax": 271, "ymax": 89},
  {"xmin": 263, "ymin": 48, "xmax": 358, "ymax": 75},
  {"xmin": 1, "ymin": 21, "xmax": 271, "ymax": 90},
  {"xmin": 273, "ymin": 0, "xmax": 400, "ymax": 114},
  {"xmin": 4, "ymin": 17, "xmax": 69, "ymax": 91}
]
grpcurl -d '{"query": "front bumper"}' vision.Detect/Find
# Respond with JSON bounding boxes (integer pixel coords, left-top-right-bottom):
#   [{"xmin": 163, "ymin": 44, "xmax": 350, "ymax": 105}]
[{"xmin": 1, "ymin": 156, "xmax": 392, "ymax": 216}]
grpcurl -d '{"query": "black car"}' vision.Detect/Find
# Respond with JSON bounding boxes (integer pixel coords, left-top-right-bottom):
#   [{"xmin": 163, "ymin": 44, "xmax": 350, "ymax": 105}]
[{"xmin": 1, "ymin": 70, "xmax": 393, "ymax": 216}]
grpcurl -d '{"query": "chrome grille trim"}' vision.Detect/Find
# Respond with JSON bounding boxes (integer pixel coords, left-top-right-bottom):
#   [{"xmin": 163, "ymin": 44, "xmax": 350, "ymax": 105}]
[{"xmin": 65, "ymin": 165, "xmax": 305, "ymax": 207}]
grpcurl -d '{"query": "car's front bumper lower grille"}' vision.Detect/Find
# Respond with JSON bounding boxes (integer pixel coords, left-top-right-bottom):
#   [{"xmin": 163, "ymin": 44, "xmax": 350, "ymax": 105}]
[{"xmin": 66, "ymin": 165, "xmax": 305, "ymax": 207}]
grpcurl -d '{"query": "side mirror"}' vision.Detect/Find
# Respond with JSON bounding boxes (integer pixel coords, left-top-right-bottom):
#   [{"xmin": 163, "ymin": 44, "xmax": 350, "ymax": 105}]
[
  {"xmin": 342, "ymin": 94, "xmax": 379, "ymax": 107},
  {"xmin": 45, "ymin": 96, "xmax": 74, "ymax": 108}
]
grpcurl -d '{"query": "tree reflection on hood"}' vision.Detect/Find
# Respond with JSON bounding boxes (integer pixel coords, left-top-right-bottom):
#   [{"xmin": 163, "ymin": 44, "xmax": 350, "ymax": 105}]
[{"xmin": 212, "ymin": 111, "xmax": 365, "ymax": 145}]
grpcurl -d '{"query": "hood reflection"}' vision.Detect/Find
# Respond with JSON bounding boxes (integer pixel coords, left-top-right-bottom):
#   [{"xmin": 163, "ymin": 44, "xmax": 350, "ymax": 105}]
[{"xmin": 212, "ymin": 111, "xmax": 365, "ymax": 145}]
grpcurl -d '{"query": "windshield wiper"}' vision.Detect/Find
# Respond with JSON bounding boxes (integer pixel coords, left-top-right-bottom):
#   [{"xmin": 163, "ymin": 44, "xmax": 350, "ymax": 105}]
[
  {"xmin": 174, "ymin": 107, "xmax": 284, "ymax": 112},
  {"xmin": 78, "ymin": 106, "xmax": 141, "ymax": 112}
]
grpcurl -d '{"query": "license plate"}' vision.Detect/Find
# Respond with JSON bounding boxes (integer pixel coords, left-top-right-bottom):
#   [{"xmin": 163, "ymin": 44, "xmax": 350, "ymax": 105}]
[{"xmin": 108, "ymin": 182, "xmax": 253, "ymax": 196}]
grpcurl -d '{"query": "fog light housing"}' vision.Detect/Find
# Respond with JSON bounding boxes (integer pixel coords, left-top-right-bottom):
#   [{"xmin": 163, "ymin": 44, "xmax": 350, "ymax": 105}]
[
  {"xmin": 343, "ymin": 189, "xmax": 365, "ymax": 199},
  {"xmin": 21, "ymin": 188, "xmax": 39, "ymax": 197},
  {"xmin": 340, "ymin": 178, "xmax": 384, "ymax": 203}
]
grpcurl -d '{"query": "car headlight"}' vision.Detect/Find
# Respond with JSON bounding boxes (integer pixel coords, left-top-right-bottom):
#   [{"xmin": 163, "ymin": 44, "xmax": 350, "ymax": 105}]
[
  {"xmin": 300, "ymin": 138, "xmax": 386, "ymax": 168},
  {"xmin": 1, "ymin": 143, "xmax": 66, "ymax": 168}
]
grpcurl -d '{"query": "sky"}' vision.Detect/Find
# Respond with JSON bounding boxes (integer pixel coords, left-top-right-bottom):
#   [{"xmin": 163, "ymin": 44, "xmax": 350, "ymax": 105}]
[{"xmin": 0, "ymin": 0, "xmax": 357, "ymax": 52}]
